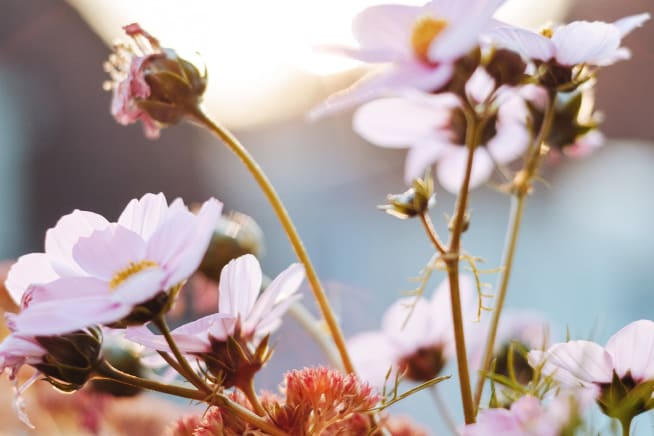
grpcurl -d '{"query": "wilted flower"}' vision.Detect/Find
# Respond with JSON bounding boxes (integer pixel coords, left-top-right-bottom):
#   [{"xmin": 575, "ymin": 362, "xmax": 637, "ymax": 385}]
[
  {"xmin": 6, "ymin": 193, "xmax": 222, "ymax": 335},
  {"xmin": 311, "ymin": 0, "xmax": 506, "ymax": 116},
  {"xmin": 488, "ymin": 14, "xmax": 649, "ymax": 86},
  {"xmin": 354, "ymin": 69, "xmax": 529, "ymax": 193},
  {"xmin": 105, "ymin": 23, "xmax": 208, "ymax": 138},
  {"xmin": 348, "ymin": 275, "xmax": 476, "ymax": 387},
  {"xmin": 464, "ymin": 392, "xmax": 590, "ymax": 436},
  {"xmin": 528, "ymin": 320, "xmax": 654, "ymax": 426}
]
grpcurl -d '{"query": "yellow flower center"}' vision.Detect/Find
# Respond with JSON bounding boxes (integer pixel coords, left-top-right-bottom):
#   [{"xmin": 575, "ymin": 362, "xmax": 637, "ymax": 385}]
[
  {"xmin": 411, "ymin": 17, "xmax": 449, "ymax": 63},
  {"xmin": 540, "ymin": 26, "xmax": 554, "ymax": 39},
  {"xmin": 109, "ymin": 260, "xmax": 158, "ymax": 290}
]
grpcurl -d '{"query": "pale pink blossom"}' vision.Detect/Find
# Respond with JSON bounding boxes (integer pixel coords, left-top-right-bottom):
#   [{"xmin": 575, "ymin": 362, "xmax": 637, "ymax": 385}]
[
  {"xmin": 311, "ymin": 0, "xmax": 507, "ymax": 117},
  {"xmin": 528, "ymin": 320, "xmax": 654, "ymax": 389},
  {"xmin": 488, "ymin": 13, "xmax": 649, "ymax": 67},
  {"xmin": 348, "ymin": 275, "xmax": 477, "ymax": 387},
  {"xmin": 353, "ymin": 69, "xmax": 529, "ymax": 193},
  {"xmin": 126, "ymin": 254, "xmax": 304, "ymax": 353},
  {"xmin": 5, "ymin": 193, "xmax": 222, "ymax": 335},
  {"xmin": 464, "ymin": 392, "xmax": 591, "ymax": 436}
]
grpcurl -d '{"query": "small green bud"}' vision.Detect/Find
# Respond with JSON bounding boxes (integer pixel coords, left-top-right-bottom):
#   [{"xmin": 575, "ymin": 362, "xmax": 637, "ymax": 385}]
[{"xmin": 379, "ymin": 175, "xmax": 436, "ymax": 220}]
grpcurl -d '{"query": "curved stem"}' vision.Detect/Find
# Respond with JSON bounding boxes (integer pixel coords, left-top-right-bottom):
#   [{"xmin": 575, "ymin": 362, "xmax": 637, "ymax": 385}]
[
  {"xmin": 188, "ymin": 109, "xmax": 354, "ymax": 374},
  {"xmin": 472, "ymin": 193, "xmax": 526, "ymax": 408},
  {"xmin": 242, "ymin": 378, "xmax": 267, "ymax": 417},
  {"xmin": 96, "ymin": 361, "xmax": 287, "ymax": 436},
  {"xmin": 620, "ymin": 417, "xmax": 632, "ymax": 436},
  {"xmin": 445, "ymin": 112, "xmax": 480, "ymax": 425},
  {"xmin": 420, "ymin": 212, "xmax": 447, "ymax": 255},
  {"xmin": 472, "ymin": 92, "xmax": 557, "ymax": 412},
  {"xmin": 154, "ymin": 316, "xmax": 210, "ymax": 393}
]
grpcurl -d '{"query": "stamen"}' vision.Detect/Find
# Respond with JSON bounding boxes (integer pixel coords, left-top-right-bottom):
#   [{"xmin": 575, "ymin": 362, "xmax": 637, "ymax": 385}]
[
  {"xmin": 109, "ymin": 260, "xmax": 158, "ymax": 289},
  {"xmin": 411, "ymin": 17, "xmax": 448, "ymax": 64}
]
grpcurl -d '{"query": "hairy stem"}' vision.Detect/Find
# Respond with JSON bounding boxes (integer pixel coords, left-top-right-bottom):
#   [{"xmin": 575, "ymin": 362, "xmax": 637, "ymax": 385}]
[
  {"xmin": 472, "ymin": 91, "xmax": 557, "ymax": 411},
  {"xmin": 188, "ymin": 109, "xmax": 354, "ymax": 374}
]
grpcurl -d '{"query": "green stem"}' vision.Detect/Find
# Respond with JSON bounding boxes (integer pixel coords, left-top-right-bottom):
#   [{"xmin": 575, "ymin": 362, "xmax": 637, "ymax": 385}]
[
  {"xmin": 188, "ymin": 109, "xmax": 354, "ymax": 374},
  {"xmin": 620, "ymin": 417, "xmax": 632, "ymax": 436},
  {"xmin": 96, "ymin": 361, "xmax": 287, "ymax": 436},
  {"xmin": 154, "ymin": 316, "xmax": 210, "ymax": 393},
  {"xmin": 419, "ymin": 212, "xmax": 447, "ymax": 255},
  {"xmin": 472, "ymin": 91, "xmax": 557, "ymax": 412},
  {"xmin": 444, "ymin": 111, "xmax": 480, "ymax": 425}
]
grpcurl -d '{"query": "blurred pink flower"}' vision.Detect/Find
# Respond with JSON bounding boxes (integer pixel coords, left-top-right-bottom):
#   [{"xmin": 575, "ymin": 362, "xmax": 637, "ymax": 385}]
[
  {"xmin": 126, "ymin": 254, "xmax": 304, "ymax": 352},
  {"xmin": 464, "ymin": 392, "xmax": 590, "ymax": 436},
  {"xmin": 348, "ymin": 275, "xmax": 478, "ymax": 387},
  {"xmin": 353, "ymin": 69, "xmax": 529, "ymax": 192},
  {"xmin": 311, "ymin": 0, "xmax": 507, "ymax": 117},
  {"xmin": 488, "ymin": 13, "xmax": 649, "ymax": 67},
  {"xmin": 6, "ymin": 193, "xmax": 222, "ymax": 335},
  {"xmin": 528, "ymin": 320, "xmax": 654, "ymax": 389}
]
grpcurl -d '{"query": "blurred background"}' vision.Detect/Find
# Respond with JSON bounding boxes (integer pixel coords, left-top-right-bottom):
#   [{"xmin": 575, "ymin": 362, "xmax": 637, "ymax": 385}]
[{"xmin": 0, "ymin": 0, "xmax": 652, "ymax": 433}]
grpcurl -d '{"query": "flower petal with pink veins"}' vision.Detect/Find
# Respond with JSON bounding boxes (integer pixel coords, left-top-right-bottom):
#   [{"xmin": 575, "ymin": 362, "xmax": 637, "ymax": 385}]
[
  {"xmin": 22, "ymin": 276, "xmax": 108, "ymax": 306},
  {"xmin": 45, "ymin": 210, "xmax": 110, "ymax": 277},
  {"xmin": 351, "ymin": 4, "xmax": 418, "ymax": 55},
  {"xmin": 218, "ymin": 254, "xmax": 262, "ymax": 319},
  {"xmin": 73, "ymin": 225, "xmax": 147, "ymax": 281},
  {"xmin": 117, "ymin": 192, "xmax": 170, "ymax": 240},
  {"xmin": 353, "ymin": 98, "xmax": 443, "ymax": 148},
  {"xmin": 5, "ymin": 253, "xmax": 59, "ymax": 306},
  {"xmin": 348, "ymin": 331, "xmax": 399, "ymax": 389},
  {"xmin": 437, "ymin": 147, "xmax": 494, "ymax": 194},
  {"xmin": 529, "ymin": 340, "xmax": 614, "ymax": 386},
  {"xmin": 552, "ymin": 21, "xmax": 622, "ymax": 66},
  {"xmin": 605, "ymin": 320, "xmax": 654, "ymax": 383}
]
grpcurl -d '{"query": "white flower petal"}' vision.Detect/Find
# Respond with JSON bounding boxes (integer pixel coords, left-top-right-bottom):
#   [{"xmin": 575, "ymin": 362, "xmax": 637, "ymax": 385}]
[
  {"xmin": 348, "ymin": 331, "xmax": 399, "ymax": 388},
  {"xmin": 437, "ymin": 147, "xmax": 494, "ymax": 194},
  {"xmin": 117, "ymin": 192, "xmax": 170, "ymax": 241},
  {"xmin": 552, "ymin": 21, "xmax": 622, "ymax": 66},
  {"xmin": 352, "ymin": 4, "xmax": 418, "ymax": 54},
  {"xmin": 485, "ymin": 26, "xmax": 555, "ymax": 62},
  {"xmin": 218, "ymin": 254, "xmax": 262, "ymax": 319},
  {"xmin": 111, "ymin": 267, "xmax": 166, "ymax": 305},
  {"xmin": 612, "ymin": 13, "xmax": 650, "ymax": 37},
  {"xmin": 5, "ymin": 254, "xmax": 59, "ymax": 306},
  {"xmin": 605, "ymin": 320, "xmax": 654, "ymax": 382},
  {"xmin": 529, "ymin": 340, "xmax": 614, "ymax": 386},
  {"xmin": 404, "ymin": 138, "xmax": 452, "ymax": 184}
]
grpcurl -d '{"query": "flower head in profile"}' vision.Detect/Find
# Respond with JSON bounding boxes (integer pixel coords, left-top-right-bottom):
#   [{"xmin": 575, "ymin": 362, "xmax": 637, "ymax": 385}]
[
  {"xmin": 348, "ymin": 275, "xmax": 477, "ymax": 387},
  {"xmin": 464, "ymin": 392, "xmax": 590, "ymax": 436},
  {"xmin": 528, "ymin": 320, "xmax": 654, "ymax": 424},
  {"xmin": 354, "ymin": 69, "xmax": 529, "ymax": 193},
  {"xmin": 488, "ymin": 13, "xmax": 649, "ymax": 87},
  {"xmin": 105, "ymin": 23, "xmax": 207, "ymax": 138},
  {"xmin": 6, "ymin": 193, "xmax": 222, "ymax": 335},
  {"xmin": 311, "ymin": 0, "xmax": 507, "ymax": 116}
]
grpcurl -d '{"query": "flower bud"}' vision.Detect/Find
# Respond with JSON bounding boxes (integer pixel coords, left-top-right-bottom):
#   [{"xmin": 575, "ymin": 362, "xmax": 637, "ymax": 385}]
[
  {"xmin": 33, "ymin": 327, "xmax": 103, "ymax": 392},
  {"xmin": 197, "ymin": 212, "xmax": 265, "ymax": 281},
  {"xmin": 105, "ymin": 23, "xmax": 207, "ymax": 138},
  {"xmin": 597, "ymin": 372, "xmax": 654, "ymax": 425},
  {"xmin": 485, "ymin": 48, "xmax": 527, "ymax": 87},
  {"xmin": 379, "ymin": 176, "xmax": 436, "ymax": 220},
  {"xmin": 90, "ymin": 336, "xmax": 144, "ymax": 397},
  {"xmin": 399, "ymin": 344, "xmax": 446, "ymax": 382}
]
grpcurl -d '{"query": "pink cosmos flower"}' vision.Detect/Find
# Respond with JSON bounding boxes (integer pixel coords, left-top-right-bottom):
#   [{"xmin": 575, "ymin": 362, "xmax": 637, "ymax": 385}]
[
  {"xmin": 353, "ymin": 69, "xmax": 529, "ymax": 193},
  {"xmin": 348, "ymin": 275, "xmax": 477, "ymax": 387},
  {"xmin": 528, "ymin": 320, "xmax": 654, "ymax": 390},
  {"xmin": 488, "ymin": 13, "xmax": 649, "ymax": 67},
  {"xmin": 464, "ymin": 392, "xmax": 591, "ymax": 436},
  {"xmin": 125, "ymin": 254, "xmax": 304, "ymax": 353},
  {"xmin": 311, "ymin": 0, "xmax": 507, "ymax": 117},
  {"xmin": 5, "ymin": 193, "xmax": 222, "ymax": 335}
]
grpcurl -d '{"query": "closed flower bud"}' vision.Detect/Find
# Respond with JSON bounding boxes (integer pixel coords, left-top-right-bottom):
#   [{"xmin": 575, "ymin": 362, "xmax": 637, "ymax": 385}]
[
  {"xmin": 33, "ymin": 327, "xmax": 103, "ymax": 392},
  {"xmin": 380, "ymin": 176, "xmax": 435, "ymax": 220},
  {"xmin": 197, "ymin": 212, "xmax": 265, "ymax": 281},
  {"xmin": 90, "ymin": 336, "xmax": 144, "ymax": 397}
]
